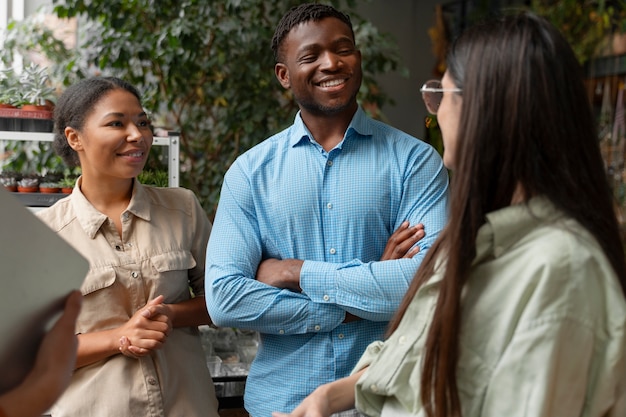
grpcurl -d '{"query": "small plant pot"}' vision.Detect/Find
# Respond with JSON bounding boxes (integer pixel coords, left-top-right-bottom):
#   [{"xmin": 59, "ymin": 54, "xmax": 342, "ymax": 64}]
[
  {"xmin": 61, "ymin": 187, "xmax": 73, "ymax": 194},
  {"xmin": 39, "ymin": 186, "xmax": 60, "ymax": 194},
  {"xmin": 0, "ymin": 177, "xmax": 17, "ymax": 192},
  {"xmin": 17, "ymin": 186, "xmax": 38, "ymax": 193},
  {"xmin": 21, "ymin": 104, "xmax": 49, "ymax": 112}
]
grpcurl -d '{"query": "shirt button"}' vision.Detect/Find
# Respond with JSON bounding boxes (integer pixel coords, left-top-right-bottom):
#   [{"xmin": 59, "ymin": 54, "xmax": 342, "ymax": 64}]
[
  {"xmin": 370, "ymin": 384, "xmax": 378, "ymax": 393},
  {"xmin": 326, "ymin": 203, "xmax": 332, "ymax": 209},
  {"xmin": 327, "ymin": 160, "xmax": 333, "ymax": 167},
  {"xmin": 323, "ymin": 295, "xmax": 330, "ymax": 301},
  {"xmin": 338, "ymin": 333, "xmax": 344, "ymax": 339},
  {"xmin": 279, "ymin": 329, "xmax": 285, "ymax": 334},
  {"xmin": 115, "ymin": 245, "xmax": 122, "ymax": 251},
  {"xmin": 329, "ymin": 248, "xmax": 336, "ymax": 255},
  {"xmin": 131, "ymin": 271, "xmax": 139, "ymax": 279},
  {"xmin": 147, "ymin": 377, "xmax": 157, "ymax": 385},
  {"xmin": 398, "ymin": 336, "xmax": 406, "ymax": 345},
  {"xmin": 314, "ymin": 325, "xmax": 321, "ymax": 331}
]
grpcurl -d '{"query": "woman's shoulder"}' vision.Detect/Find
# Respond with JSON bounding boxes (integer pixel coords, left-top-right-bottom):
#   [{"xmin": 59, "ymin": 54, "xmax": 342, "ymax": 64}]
[
  {"xmin": 525, "ymin": 213, "xmax": 608, "ymax": 269},
  {"xmin": 479, "ymin": 201, "xmax": 624, "ymax": 319},
  {"xmin": 499, "ymin": 212, "xmax": 625, "ymax": 325},
  {"xmin": 495, "ymin": 198, "xmax": 610, "ymax": 271},
  {"xmin": 142, "ymin": 184, "xmax": 195, "ymax": 198},
  {"xmin": 141, "ymin": 185, "xmax": 201, "ymax": 214},
  {"xmin": 36, "ymin": 196, "xmax": 75, "ymax": 231}
]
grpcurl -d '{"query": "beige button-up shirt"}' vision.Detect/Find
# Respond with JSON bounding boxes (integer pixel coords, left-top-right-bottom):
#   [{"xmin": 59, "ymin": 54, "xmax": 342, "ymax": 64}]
[
  {"xmin": 354, "ymin": 197, "xmax": 626, "ymax": 417},
  {"xmin": 37, "ymin": 180, "xmax": 218, "ymax": 417}
]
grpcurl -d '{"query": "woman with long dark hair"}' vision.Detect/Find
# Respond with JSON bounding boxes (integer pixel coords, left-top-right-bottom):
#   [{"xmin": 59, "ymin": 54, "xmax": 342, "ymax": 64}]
[{"xmin": 274, "ymin": 11, "xmax": 626, "ymax": 417}]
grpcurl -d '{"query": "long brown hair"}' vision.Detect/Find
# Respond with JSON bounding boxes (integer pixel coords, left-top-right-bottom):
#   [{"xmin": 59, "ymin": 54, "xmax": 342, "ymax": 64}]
[{"xmin": 387, "ymin": 11, "xmax": 626, "ymax": 417}]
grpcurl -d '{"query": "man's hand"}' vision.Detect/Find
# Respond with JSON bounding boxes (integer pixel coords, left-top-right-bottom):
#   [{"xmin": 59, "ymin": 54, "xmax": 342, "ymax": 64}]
[
  {"xmin": 256, "ymin": 259, "xmax": 304, "ymax": 291},
  {"xmin": 380, "ymin": 221, "xmax": 425, "ymax": 261},
  {"xmin": 344, "ymin": 221, "xmax": 424, "ymax": 324}
]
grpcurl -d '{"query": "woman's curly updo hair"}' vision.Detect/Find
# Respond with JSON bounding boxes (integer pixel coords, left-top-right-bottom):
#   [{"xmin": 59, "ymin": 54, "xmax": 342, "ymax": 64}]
[{"xmin": 53, "ymin": 77, "xmax": 142, "ymax": 168}]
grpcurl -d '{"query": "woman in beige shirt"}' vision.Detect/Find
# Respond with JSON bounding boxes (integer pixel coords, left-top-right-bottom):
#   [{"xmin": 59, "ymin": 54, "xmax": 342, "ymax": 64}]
[{"xmin": 38, "ymin": 77, "xmax": 219, "ymax": 416}]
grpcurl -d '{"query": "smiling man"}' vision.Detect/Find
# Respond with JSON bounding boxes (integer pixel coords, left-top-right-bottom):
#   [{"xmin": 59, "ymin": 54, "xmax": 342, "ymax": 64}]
[{"xmin": 205, "ymin": 3, "xmax": 449, "ymax": 417}]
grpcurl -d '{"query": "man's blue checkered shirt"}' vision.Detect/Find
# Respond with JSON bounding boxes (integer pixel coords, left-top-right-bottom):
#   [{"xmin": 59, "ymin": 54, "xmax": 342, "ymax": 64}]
[{"xmin": 206, "ymin": 107, "xmax": 449, "ymax": 417}]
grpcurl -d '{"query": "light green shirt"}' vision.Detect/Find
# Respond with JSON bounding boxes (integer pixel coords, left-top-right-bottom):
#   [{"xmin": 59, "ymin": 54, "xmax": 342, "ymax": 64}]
[{"xmin": 354, "ymin": 197, "xmax": 626, "ymax": 417}]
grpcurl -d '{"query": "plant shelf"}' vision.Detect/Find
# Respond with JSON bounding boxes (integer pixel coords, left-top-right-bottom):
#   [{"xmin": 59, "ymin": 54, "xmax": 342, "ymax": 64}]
[{"xmin": 0, "ymin": 131, "xmax": 181, "ymax": 207}]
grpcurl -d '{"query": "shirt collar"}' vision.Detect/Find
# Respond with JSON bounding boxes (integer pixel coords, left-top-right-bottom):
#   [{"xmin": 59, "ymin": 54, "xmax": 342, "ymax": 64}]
[
  {"xmin": 422, "ymin": 196, "xmax": 564, "ymax": 291},
  {"xmin": 289, "ymin": 105, "xmax": 373, "ymax": 148},
  {"xmin": 475, "ymin": 196, "xmax": 563, "ymax": 264},
  {"xmin": 126, "ymin": 181, "xmax": 151, "ymax": 221},
  {"xmin": 417, "ymin": 197, "xmax": 565, "ymax": 294},
  {"xmin": 72, "ymin": 177, "xmax": 152, "ymax": 239}
]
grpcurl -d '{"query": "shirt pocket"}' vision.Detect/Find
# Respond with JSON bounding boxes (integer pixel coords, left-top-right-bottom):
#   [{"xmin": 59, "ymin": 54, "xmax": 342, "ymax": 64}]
[
  {"xmin": 149, "ymin": 250, "xmax": 198, "ymax": 301},
  {"xmin": 80, "ymin": 268, "xmax": 116, "ymax": 295},
  {"xmin": 151, "ymin": 250, "xmax": 197, "ymax": 272},
  {"xmin": 77, "ymin": 268, "xmax": 118, "ymax": 334}
]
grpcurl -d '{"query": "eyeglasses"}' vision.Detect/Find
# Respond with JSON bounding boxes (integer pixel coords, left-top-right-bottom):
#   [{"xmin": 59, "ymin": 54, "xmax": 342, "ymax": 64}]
[{"xmin": 420, "ymin": 79, "xmax": 461, "ymax": 114}]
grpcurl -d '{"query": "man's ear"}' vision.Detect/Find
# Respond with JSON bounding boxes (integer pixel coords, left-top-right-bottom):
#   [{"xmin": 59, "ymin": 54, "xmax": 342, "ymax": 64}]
[
  {"xmin": 65, "ymin": 127, "xmax": 83, "ymax": 151},
  {"xmin": 275, "ymin": 63, "xmax": 291, "ymax": 89}
]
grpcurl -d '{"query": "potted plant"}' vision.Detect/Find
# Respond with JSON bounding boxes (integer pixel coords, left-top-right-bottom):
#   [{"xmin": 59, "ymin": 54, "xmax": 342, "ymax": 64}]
[
  {"xmin": 0, "ymin": 68, "xmax": 22, "ymax": 131},
  {"xmin": 19, "ymin": 63, "xmax": 56, "ymax": 110},
  {"xmin": 0, "ymin": 171, "xmax": 19, "ymax": 192},
  {"xmin": 38, "ymin": 171, "xmax": 63, "ymax": 193},
  {"xmin": 0, "ymin": 68, "xmax": 20, "ymax": 108},
  {"xmin": 16, "ymin": 173, "xmax": 40, "ymax": 193},
  {"xmin": 16, "ymin": 63, "xmax": 55, "ymax": 132},
  {"xmin": 38, "ymin": 181, "xmax": 61, "ymax": 193},
  {"xmin": 59, "ymin": 176, "xmax": 77, "ymax": 194}
]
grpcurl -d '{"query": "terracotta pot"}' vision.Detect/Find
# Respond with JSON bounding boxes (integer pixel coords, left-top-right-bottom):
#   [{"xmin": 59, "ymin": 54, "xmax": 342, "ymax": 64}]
[
  {"xmin": 61, "ymin": 187, "xmax": 73, "ymax": 194},
  {"xmin": 21, "ymin": 104, "xmax": 50, "ymax": 112},
  {"xmin": 39, "ymin": 187, "xmax": 60, "ymax": 194},
  {"xmin": 17, "ymin": 186, "xmax": 38, "ymax": 193},
  {"xmin": 3, "ymin": 185, "xmax": 17, "ymax": 192},
  {"xmin": 0, "ymin": 103, "xmax": 17, "ymax": 109}
]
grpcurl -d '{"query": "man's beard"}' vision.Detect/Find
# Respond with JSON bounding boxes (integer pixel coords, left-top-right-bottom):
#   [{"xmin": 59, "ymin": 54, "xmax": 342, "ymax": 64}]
[{"xmin": 295, "ymin": 91, "xmax": 359, "ymax": 117}]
